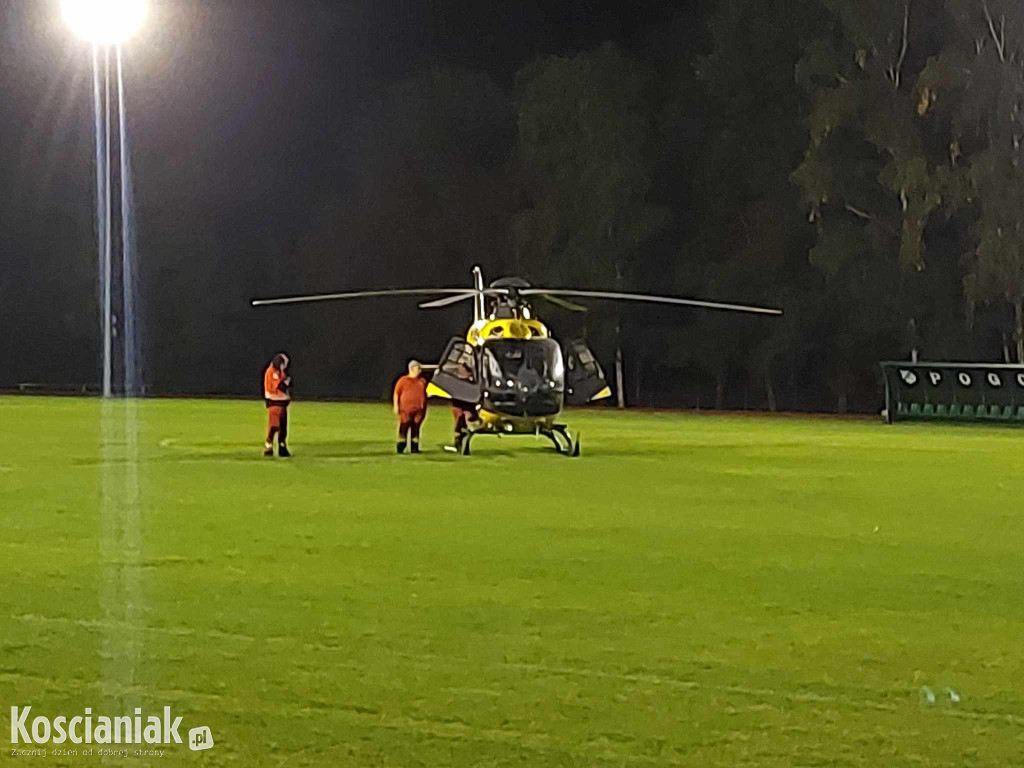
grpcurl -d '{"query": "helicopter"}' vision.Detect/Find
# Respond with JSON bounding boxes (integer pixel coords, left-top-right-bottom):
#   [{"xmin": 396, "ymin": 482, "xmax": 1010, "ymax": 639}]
[{"xmin": 252, "ymin": 267, "xmax": 781, "ymax": 456}]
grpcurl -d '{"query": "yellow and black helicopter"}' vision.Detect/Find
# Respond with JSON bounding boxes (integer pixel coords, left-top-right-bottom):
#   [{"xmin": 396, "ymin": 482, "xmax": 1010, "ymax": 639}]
[{"xmin": 253, "ymin": 267, "xmax": 780, "ymax": 456}]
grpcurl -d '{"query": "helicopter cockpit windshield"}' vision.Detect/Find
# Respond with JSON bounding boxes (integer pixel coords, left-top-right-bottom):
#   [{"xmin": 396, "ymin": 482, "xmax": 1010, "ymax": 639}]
[{"xmin": 481, "ymin": 338, "xmax": 564, "ymax": 416}]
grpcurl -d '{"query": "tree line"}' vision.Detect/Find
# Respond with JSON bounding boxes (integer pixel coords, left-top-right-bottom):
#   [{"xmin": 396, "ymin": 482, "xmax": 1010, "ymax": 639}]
[
  {"xmin": 508, "ymin": 0, "xmax": 1024, "ymax": 414},
  {"xmin": 521, "ymin": 0, "xmax": 1024, "ymax": 413}
]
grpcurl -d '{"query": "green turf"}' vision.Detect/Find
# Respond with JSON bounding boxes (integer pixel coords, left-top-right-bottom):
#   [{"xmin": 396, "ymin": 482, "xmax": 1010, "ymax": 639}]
[{"xmin": 2, "ymin": 397, "xmax": 1024, "ymax": 767}]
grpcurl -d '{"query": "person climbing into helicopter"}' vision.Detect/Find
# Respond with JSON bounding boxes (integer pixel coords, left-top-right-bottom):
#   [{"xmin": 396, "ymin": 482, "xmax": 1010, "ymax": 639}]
[
  {"xmin": 263, "ymin": 352, "xmax": 292, "ymax": 458},
  {"xmin": 393, "ymin": 359, "xmax": 428, "ymax": 454},
  {"xmin": 446, "ymin": 361, "xmax": 478, "ymax": 453}
]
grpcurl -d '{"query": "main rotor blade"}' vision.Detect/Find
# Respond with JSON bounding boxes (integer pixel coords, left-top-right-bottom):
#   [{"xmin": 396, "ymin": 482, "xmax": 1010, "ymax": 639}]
[
  {"xmin": 252, "ymin": 288, "xmax": 491, "ymax": 307},
  {"xmin": 541, "ymin": 294, "xmax": 589, "ymax": 312},
  {"xmin": 419, "ymin": 288, "xmax": 511, "ymax": 309},
  {"xmin": 520, "ymin": 289, "xmax": 783, "ymax": 316},
  {"xmin": 419, "ymin": 293, "xmax": 477, "ymax": 309}
]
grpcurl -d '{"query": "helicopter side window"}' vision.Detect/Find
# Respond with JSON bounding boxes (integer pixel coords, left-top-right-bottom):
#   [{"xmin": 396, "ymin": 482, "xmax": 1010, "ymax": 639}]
[
  {"xmin": 485, "ymin": 351, "xmax": 504, "ymax": 382},
  {"xmin": 574, "ymin": 346, "xmax": 595, "ymax": 367},
  {"xmin": 562, "ymin": 339, "xmax": 609, "ymax": 405},
  {"xmin": 431, "ymin": 338, "xmax": 482, "ymax": 403},
  {"xmin": 438, "ymin": 340, "xmax": 477, "ymax": 383}
]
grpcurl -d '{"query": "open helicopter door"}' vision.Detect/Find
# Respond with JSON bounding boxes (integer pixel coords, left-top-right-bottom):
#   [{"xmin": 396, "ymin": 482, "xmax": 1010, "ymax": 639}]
[
  {"xmin": 427, "ymin": 338, "xmax": 481, "ymax": 402},
  {"xmin": 563, "ymin": 339, "xmax": 612, "ymax": 405}
]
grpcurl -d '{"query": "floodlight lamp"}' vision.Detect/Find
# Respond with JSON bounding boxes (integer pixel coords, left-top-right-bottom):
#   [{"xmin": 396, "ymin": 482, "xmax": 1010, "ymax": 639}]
[{"xmin": 62, "ymin": 0, "xmax": 147, "ymax": 45}]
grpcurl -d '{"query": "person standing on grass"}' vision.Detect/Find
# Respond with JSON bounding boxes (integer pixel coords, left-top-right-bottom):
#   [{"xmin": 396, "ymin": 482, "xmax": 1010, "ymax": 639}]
[
  {"xmin": 263, "ymin": 353, "xmax": 292, "ymax": 458},
  {"xmin": 393, "ymin": 359, "xmax": 428, "ymax": 454}
]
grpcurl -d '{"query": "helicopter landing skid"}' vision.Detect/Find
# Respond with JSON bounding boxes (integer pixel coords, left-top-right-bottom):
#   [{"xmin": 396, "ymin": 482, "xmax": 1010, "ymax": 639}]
[
  {"xmin": 456, "ymin": 423, "xmax": 580, "ymax": 457},
  {"xmin": 542, "ymin": 425, "xmax": 580, "ymax": 457}
]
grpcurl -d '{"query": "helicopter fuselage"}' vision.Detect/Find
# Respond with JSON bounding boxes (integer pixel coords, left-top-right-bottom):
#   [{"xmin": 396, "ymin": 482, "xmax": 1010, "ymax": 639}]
[{"xmin": 427, "ymin": 315, "xmax": 581, "ymax": 433}]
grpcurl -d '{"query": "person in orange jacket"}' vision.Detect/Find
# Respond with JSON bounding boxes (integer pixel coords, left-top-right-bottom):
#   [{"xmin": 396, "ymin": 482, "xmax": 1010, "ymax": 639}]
[
  {"xmin": 264, "ymin": 353, "xmax": 292, "ymax": 457},
  {"xmin": 393, "ymin": 359, "xmax": 428, "ymax": 454}
]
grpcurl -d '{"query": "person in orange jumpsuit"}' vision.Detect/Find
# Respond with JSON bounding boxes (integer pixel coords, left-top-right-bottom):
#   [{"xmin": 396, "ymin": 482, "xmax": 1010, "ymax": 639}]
[
  {"xmin": 264, "ymin": 353, "xmax": 292, "ymax": 457},
  {"xmin": 393, "ymin": 359, "xmax": 428, "ymax": 454}
]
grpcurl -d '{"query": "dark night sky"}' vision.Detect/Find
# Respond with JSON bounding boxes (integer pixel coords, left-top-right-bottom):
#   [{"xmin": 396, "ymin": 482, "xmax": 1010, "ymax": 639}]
[
  {"xmin": 0, "ymin": 0, "xmax": 679, "ymax": 221},
  {"xmin": 0, "ymin": 0, "xmax": 696, "ymax": 393}
]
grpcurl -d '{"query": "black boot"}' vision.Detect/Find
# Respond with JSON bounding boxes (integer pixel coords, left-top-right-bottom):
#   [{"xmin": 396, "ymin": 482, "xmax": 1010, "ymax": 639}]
[
  {"xmin": 396, "ymin": 441, "xmax": 406, "ymax": 454},
  {"xmin": 410, "ymin": 441, "xmax": 421, "ymax": 454},
  {"xmin": 278, "ymin": 443, "xmax": 291, "ymax": 458}
]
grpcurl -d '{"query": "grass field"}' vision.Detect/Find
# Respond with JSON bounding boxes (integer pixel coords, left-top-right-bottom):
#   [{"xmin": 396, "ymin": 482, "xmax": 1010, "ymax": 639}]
[{"xmin": 2, "ymin": 396, "xmax": 1024, "ymax": 767}]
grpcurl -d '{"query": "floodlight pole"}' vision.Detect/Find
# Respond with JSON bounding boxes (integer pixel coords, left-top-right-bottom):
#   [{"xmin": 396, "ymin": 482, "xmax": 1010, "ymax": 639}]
[{"xmin": 93, "ymin": 43, "xmax": 126, "ymax": 397}]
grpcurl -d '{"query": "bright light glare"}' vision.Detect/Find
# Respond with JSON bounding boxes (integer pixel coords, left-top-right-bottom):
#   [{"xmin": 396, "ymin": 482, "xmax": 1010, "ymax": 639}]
[{"xmin": 62, "ymin": 0, "xmax": 147, "ymax": 45}]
